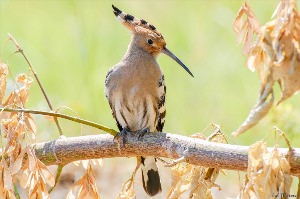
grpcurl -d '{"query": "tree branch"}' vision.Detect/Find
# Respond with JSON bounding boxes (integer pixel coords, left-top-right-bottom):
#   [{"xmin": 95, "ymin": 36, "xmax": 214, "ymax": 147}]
[{"xmin": 35, "ymin": 132, "xmax": 300, "ymax": 175}]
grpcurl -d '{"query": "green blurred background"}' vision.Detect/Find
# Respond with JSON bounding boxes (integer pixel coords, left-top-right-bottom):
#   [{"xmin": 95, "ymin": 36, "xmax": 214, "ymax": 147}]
[{"xmin": 1, "ymin": 0, "xmax": 300, "ymax": 198}]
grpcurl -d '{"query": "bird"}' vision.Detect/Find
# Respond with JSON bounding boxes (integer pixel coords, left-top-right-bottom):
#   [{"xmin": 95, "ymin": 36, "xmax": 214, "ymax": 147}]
[{"xmin": 105, "ymin": 5, "xmax": 193, "ymax": 197}]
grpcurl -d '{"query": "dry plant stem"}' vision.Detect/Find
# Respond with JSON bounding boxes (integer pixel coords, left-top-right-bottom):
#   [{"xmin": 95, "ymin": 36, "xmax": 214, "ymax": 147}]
[
  {"xmin": 14, "ymin": 184, "xmax": 20, "ymax": 199},
  {"xmin": 7, "ymin": 33, "xmax": 63, "ymax": 136},
  {"xmin": 165, "ymin": 156, "xmax": 186, "ymax": 167},
  {"xmin": 35, "ymin": 132, "xmax": 300, "ymax": 175},
  {"xmin": 156, "ymin": 157, "xmax": 171, "ymax": 164},
  {"xmin": 129, "ymin": 158, "xmax": 141, "ymax": 187},
  {"xmin": 0, "ymin": 107, "xmax": 117, "ymax": 135},
  {"xmin": 274, "ymin": 126, "xmax": 293, "ymax": 151},
  {"xmin": 48, "ymin": 164, "xmax": 63, "ymax": 193}
]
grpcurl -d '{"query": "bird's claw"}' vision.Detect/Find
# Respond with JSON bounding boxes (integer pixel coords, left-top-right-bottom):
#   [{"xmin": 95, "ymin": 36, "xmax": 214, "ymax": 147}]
[
  {"xmin": 114, "ymin": 128, "xmax": 130, "ymax": 146},
  {"xmin": 136, "ymin": 127, "xmax": 150, "ymax": 140},
  {"xmin": 114, "ymin": 127, "xmax": 150, "ymax": 145}
]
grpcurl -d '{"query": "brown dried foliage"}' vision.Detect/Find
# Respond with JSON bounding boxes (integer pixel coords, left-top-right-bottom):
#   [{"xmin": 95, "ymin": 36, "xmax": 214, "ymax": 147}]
[
  {"xmin": 0, "ymin": 61, "xmax": 48, "ymax": 198},
  {"xmin": 0, "ymin": 37, "xmax": 103, "ymax": 198},
  {"xmin": 167, "ymin": 125, "xmax": 224, "ymax": 199},
  {"xmin": 19, "ymin": 148, "xmax": 55, "ymax": 199},
  {"xmin": 238, "ymin": 139, "xmax": 292, "ymax": 199},
  {"xmin": 66, "ymin": 161, "xmax": 101, "ymax": 199},
  {"xmin": 233, "ymin": 2, "xmax": 260, "ymax": 55},
  {"xmin": 233, "ymin": 0, "xmax": 300, "ymax": 136}
]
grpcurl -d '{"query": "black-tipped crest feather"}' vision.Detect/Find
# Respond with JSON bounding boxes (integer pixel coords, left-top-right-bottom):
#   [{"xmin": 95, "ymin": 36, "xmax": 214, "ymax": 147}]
[
  {"xmin": 125, "ymin": 14, "xmax": 134, "ymax": 21},
  {"xmin": 149, "ymin": 24, "xmax": 156, "ymax": 30},
  {"xmin": 141, "ymin": 19, "xmax": 148, "ymax": 24},
  {"xmin": 112, "ymin": 5, "xmax": 122, "ymax": 16},
  {"xmin": 111, "ymin": 4, "xmax": 164, "ymax": 39}
]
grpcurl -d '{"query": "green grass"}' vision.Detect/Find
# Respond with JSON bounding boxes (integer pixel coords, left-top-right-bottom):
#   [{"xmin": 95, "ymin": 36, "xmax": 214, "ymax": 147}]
[{"xmin": 0, "ymin": 0, "xmax": 298, "ymax": 147}]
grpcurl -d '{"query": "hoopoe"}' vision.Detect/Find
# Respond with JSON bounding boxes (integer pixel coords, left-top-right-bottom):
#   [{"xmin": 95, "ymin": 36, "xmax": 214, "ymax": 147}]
[{"xmin": 105, "ymin": 5, "xmax": 193, "ymax": 197}]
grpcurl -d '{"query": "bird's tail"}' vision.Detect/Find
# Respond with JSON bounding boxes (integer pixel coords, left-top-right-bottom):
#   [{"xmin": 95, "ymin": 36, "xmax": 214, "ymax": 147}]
[{"xmin": 140, "ymin": 156, "xmax": 162, "ymax": 196}]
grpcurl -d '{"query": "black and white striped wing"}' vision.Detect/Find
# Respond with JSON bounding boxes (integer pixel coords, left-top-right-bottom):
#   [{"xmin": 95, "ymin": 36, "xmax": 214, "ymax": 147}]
[{"xmin": 156, "ymin": 75, "xmax": 166, "ymax": 132}]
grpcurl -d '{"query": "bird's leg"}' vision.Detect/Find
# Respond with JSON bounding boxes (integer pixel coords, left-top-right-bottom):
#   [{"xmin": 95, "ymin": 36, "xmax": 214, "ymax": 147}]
[
  {"xmin": 114, "ymin": 127, "xmax": 130, "ymax": 146},
  {"xmin": 136, "ymin": 127, "xmax": 150, "ymax": 140}
]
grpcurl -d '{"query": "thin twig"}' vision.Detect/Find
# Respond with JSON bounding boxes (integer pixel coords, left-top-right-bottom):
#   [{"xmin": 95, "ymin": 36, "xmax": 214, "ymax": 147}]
[
  {"xmin": 0, "ymin": 107, "xmax": 118, "ymax": 136},
  {"xmin": 165, "ymin": 156, "xmax": 186, "ymax": 167},
  {"xmin": 13, "ymin": 184, "xmax": 21, "ymax": 199},
  {"xmin": 48, "ymin": 164, "xmax": 64, "ymax": 193},
  {"xmin": 156, "ymin": 157, "xmax": 170, "ymax": 164},
  {"xmin": 207, "ymin": 123, "xmax": 223, "ymax": 141},
  {"xmin": 7, "ymin": 33, "xmax": 63, "ymax": 136},
  {"xmin": 274, "ymin": 126, "xmax": 293, "ymax": 151}
]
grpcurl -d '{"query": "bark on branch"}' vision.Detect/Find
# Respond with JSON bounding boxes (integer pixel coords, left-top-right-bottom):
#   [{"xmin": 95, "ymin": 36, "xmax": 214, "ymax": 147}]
[{"xmin": 35, "ymin": 132, "xmax": 300, "ymax": 175}]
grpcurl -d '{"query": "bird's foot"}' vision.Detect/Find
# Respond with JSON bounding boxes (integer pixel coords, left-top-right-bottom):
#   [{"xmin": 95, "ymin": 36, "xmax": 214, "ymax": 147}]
[
  {"xmin": 136, "ymin": 127, "xmax": 150, "ymax": 140},
  {"xmin": 114, "ymin": 127, "xmax": 130, "ymax": 146}
]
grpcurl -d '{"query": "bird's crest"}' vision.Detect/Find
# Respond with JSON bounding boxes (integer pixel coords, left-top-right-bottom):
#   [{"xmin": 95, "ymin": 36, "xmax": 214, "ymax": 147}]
[
  {"xmin": 112, "ymin": 5, "xmax": 194, "ymax": 77},
  {"xmin": 112, "ymin": 5, "xmax": 164, "ymax": 40}
]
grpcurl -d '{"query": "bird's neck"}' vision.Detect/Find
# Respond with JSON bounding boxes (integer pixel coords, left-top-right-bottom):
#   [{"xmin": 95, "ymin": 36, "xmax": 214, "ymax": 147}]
[{"xmin": 122, "ymin": 39, "xmax": 157, "ymax": 64}]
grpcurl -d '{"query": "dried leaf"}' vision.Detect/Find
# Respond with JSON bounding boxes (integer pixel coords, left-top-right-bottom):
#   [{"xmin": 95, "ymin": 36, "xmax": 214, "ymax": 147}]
[
  {"xmin": 233, "ymin": 2, "xmax": 260, "ymax": 55},
  {"xmin": 16, "ymin": 73, "xmax": 33, "ymax": 85},
  {"xmin": 39, "ymin": 182, "xmax": 50, "ymax": 199},
  {"xmin": 238, "ymin": 140, "xmax": 293, "ymax": 198},
  {"xmin": 3, "ymin": 73, "xmax": 33, "ymax": 107},
  {"xmin": 66, "ymin": 162, "xmax": 101, "ymax": 199},
  {"xmin": 233, "ymin": 0, "xmax": 300, "ymax": 136},
  {"xmin": 2, "ymin": 159, "xmax": 13, "ymax": 191},
  {"xmin": 167, "ymin": 163, "xmax": 193, "ymax": 199},
  {"xmin": 24, "ymin": 113, "xmax": 37, "ymax": 134},
  {"xmin": 11, "ymin": 147, "xmax": 27, "ymax": 175},
  {"xmin": 188, "ymin": 130, "xmax": 224, "ymax": 199},
  {"xmin": 28, "ymin": 149, "xmax": 37, "ymax": 172},
  {"xmin": 37, "ymin": 159, "xmax": 55, "ymax": 187},
  {"xmin": 28, "ymin": 183, "xmax": 40, "ymax": 199},
  {"xmin": 66, "ymin": 186, "xmax": 80, "ymax": 199},
  {"xmin": 28, "ymin": 174, "xmax": 38, "ymax": 196},
  {"xmin": 78, "ymin": 180, "xmax": 100, "ymax": 199},
  {"xmin": 1, "ymin": 189, "xmax": 16, "ymax": 199},
  {"xmin": 247, "ymin": 46, "xmax": 264, "ymax": 72},
  {"xmin": 188, "ymin": 167, "xmax": 215, "ymax": 199},
  {"xmin": 232, "ymin": 86, "xmax": 274, "ymax": 137},
  {"xmin": 168, "ymin": 126, "xmax": 224, "ymax": 199},
  {"xmin": 20, "ymin": 169, "xmax": 31, "ymax": 189}
]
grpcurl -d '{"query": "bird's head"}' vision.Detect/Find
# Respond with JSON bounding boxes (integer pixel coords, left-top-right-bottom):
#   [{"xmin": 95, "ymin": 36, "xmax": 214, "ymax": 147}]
[{"xmin": 112, "ymin": 5, "xmax": 194, "ymax": 77}]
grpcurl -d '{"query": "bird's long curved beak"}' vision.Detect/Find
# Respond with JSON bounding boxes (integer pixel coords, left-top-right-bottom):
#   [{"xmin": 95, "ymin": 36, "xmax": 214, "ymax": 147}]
[{"xmin": 162, "ymin": 47, "xmax": 194, "ymax": 77}]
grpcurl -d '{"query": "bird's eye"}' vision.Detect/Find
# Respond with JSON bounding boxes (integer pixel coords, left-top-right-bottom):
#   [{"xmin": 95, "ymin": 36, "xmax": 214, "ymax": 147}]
[{"xmin": 147, "ymin": 39, "xmax": 153, "ymax": 45}]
